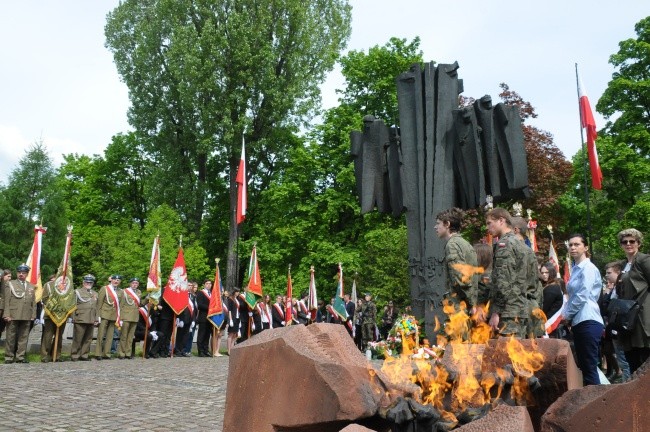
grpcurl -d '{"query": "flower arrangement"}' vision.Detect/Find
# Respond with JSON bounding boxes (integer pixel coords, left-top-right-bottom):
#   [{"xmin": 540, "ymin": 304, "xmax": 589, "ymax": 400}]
[
  {"xmin": 385, "ymin": 314, "xmax": 446, "ymax": 361},
  {"xmin": 367, "ymin": 341, "xmax": 389, "ymax": 359}
]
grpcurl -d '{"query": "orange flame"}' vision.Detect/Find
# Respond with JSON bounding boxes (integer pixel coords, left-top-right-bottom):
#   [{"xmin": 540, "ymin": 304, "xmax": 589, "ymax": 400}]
[{"xmin": 450, "ymin": 263, "xmax": 485, "ymax": 284}]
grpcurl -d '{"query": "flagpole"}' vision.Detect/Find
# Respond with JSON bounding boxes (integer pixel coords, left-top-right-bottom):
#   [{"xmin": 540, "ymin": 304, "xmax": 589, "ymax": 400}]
[
  {"xmin": 143, "ymin": 302, "xmax": 150, "ymax": 359},
  {"xmin": 171, "ymin": 313, "xmax": 177, "ymax": 358},
  {"xmin": 53, "ymin": 326, "xmax": 60, "ymax": 362},
  {"xmin": 575, "ymin": 63, "xmax": 592, "ymax": 247}
]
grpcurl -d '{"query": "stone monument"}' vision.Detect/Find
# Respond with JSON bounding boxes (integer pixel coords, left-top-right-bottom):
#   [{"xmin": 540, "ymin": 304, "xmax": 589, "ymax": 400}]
[{"xmin": 351, "ymin": 61, "xmax": 530, "ymax": 340}]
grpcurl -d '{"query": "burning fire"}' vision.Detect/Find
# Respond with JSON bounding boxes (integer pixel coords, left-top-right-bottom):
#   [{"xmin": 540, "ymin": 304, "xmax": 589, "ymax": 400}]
[
  {"xmin": 375, "ymin": 287, "xmax": 545, "ymax": 429},
  {"xmin": 450, "ymin": 263, "xmax": 484, "ymax": 284}
]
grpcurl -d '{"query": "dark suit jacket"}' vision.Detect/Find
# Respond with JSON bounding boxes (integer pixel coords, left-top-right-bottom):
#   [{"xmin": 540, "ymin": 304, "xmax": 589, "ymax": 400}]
[
  {"xmin": 196, "ymin": 290, "xmax": 210, "ymax": 323},
  {"xmin": 620, "ymin": 253, "xmax": 650, "ymax": 349},
  {"xmin": 271, "ymin": 303, "xmax": 285, "ymax": 327}
]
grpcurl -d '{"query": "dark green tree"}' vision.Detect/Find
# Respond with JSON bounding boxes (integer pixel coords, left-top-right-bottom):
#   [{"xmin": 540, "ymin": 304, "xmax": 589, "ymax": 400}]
[
  {"xmin": 104, "ymin": 0, "xmax": 352, "ymax": 290},
  {"xmin": 246, "ymin": 37, "xmax": 422, "ymax": 303},
  {"xmin": 0, "ymin": 142, "xmax": 66, "ymax": 277}
]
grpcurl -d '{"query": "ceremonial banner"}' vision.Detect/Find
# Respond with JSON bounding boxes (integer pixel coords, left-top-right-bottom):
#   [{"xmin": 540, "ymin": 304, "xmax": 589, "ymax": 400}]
[
  {"xmin": 244, "ymin": 245, "xmax": 263, "ymax": 308},
  {"xmin": 285, "ymin": 267, "xmax": 293, "ymax": 325},
  {"xmin": 308, "ymin": 266, "xmax": 318, "ymax": 321},
  {"xmin": 351, "ymin": 277, "xmax": 358, "ymax": 305},
  {"xmin": 26, "ymin": 225, "xmax": 47, "ymax": 302},
  {"xmin": 332, "ymin": 263, "xmax": 348, "ymax": 321},
  {"xmin": 146, "ymin": 235, "xmax": 162, "ymax": 303},
  {"xmin": 208, "ymin": 260, "xmax": 225, "ymax": 329},
  {"xmin": 563, "ymin": 242, "xmax": 572, "ymax": 286},
  {"xmin": 45, "ymin": 227, "xmax": 77, "ymax": 327},
  {"xmin": 548, "ymin": 241, "xmax": 560, "ymax": 275},
  {"xmin": 577, "ymin": 71, "xmax": 603, "ymax": 190},
  {"xmin": 162, "ymin": 248, "xmax": 189, "ymax": 315},
  {"xmin": 236, "ymin": 137, "xmax": 247, "ymax": 224},
  {"xmin": 527, "ymin": 219, "xmax": 538, "ymax": 252}
]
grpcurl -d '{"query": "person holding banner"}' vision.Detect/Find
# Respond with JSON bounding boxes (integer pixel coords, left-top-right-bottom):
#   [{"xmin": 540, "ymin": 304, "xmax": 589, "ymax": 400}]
[
  {"xmin": 196, "ymin": 279, "xmax": 212, "ymax": 357},
  {"xmin": 70, "ymin": 275, "xmax": 99, "ymax": 361},
  {"xmin": 95, "ymin": 275, "xmax": 122, "ymax": 360},
  {"xmin": 2, "ymin": 264, "xmax": 37, "ymax": 363},
  {"xmin": 40, "ymin": 274, "xmax": 62, "ymax": 362}
]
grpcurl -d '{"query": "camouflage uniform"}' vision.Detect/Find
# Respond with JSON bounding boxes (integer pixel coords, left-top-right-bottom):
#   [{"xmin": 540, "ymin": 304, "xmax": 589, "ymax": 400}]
[
  {"xmin": 445, "ymin": 233, "xmax": 479, "ymax": 308},
  {"xmin": 489, "ymin": 232, "xmax": 528, "ymax": 338},
  {"xmin": 2, "ymin": 279, "xmax": 37, "ymax": 363},
  {"xmin": 523, "ymin": 245, "xmax": 545, "ymax": 337},
  {"xmin": 361, "ymin": 300, "xmax": 377, "ymax": 348}
]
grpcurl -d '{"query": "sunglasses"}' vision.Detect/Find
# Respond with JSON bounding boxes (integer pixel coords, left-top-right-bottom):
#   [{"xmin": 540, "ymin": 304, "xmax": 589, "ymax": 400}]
[{"xmin": 620, "ymin": 239, "xmax": 637, "ymax": 245}]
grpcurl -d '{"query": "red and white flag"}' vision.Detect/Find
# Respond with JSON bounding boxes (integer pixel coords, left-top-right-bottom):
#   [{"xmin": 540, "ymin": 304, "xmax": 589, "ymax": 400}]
[
  {"xmin": 162, "ymin": 248, "xmax": 189, "ymax": 315},
  {"xmin": 308, "ymin": 266, "xmax": 318, "ymax": 321},
  {"xmin": 577, "ymin": 72, "xmax": 603, "ymax": 190},
  {"xmin": 146, "ymin": 235, "xmax": 162, "ymax": 303},
  {"xmin": 548, "ymin": 241, "xmax": 560, "ymax": 275},
  {"xmin": 285, "ymin": 267, "xmax": 293, "ymax": 325},
  {"xmin": 26, "ymin": 225, "xmax": 47, "ymax": 302},
  {"xmin": 236, "ymin": 136, "xmax": 247, "ymax": 224}
]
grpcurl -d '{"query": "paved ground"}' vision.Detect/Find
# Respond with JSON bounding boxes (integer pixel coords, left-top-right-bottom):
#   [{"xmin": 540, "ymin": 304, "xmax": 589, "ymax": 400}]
[{"xmin": 1, "ymin": 326, "xmax": 229, "ymax": 431}]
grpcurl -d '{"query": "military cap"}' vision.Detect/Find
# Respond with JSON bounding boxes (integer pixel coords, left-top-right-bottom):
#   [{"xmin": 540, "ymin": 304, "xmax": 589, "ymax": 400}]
[
  {"xmin": 110, "ymin": 274, "xmax": 122, "ymax": 280},
  {"xmin": 83, "ymin": 274, "xmax": 96, "ymax": 282},
  {"xmin": 129, "ymin": 277, "xmax": 139, "ymax": 283},
  {"xmin": 16, "ymin": 264, "xmax": 30, "ymax": 272}
]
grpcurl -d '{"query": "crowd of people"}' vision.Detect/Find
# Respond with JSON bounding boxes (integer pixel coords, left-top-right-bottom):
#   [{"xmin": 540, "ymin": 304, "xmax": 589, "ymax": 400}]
[
  {"xmin": 433, "ymin": 208, "xmax": 650, "ymax": 386},
  {"xmin": 2, "ymin": 207, "xmax": 649, "ymax": 386}
]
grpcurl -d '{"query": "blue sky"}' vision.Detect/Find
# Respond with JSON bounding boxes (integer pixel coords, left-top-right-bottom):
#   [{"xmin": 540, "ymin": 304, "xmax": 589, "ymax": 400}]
[{"xmin": 1, "ymin": 1, "xmax": 648, "ymax": 184}]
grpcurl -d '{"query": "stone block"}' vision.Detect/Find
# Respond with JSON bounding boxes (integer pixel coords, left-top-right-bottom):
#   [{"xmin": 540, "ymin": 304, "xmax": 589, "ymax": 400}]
[
  {"xmin": 541, "ymin": 357, "xmax": 650, "ymax": 432},
  {"xmin": 456, "ymin": 404, "xmax": 534, "ymax": 432},
  {"xmin": 223, "ymin": 323, "xmax": 387, "ymax": 432}
]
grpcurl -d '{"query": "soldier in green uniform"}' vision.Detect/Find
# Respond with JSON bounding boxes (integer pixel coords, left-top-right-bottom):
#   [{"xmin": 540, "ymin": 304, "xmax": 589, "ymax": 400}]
[
  {"xmin": 118, "ymin": 277, "xmax": 141, "ymax": 359},
  {"xmin": 95, "ymin": 275, "xmax": 121, "ymax": 360},
  {"xmin": 512, "ymin": 216, "xmax": 545, "ymax": 338},
  {"xmin": 486, "ymin": 208, "xmax": 529, "ymax": 338},
  {"xmin": 2, "ymin": 264, "xmax": 37, "ymax": 363},
  {"xmin": 361, "ymin": 293, "xmax": 377, "ymax": 350},
  {"xmin": 70, "ymin": 275, "xmax": 98, "ymax": 361},
  {"xmin": 436, "ymin": 208, "xmax": 479, "ymax": 310}
]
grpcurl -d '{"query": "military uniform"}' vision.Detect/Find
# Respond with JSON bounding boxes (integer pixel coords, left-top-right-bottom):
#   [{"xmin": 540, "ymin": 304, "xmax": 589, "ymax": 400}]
[
  {"xmin": 117, "ymin": 285, "xmax": 141, "ymax": 358},
  {"xmin": 2, "ymin": 277, "xmax": 37, "ymax": 363},
  {"xmin": 489, "ymin": 232, "xmax": 529, "ymax": 338},
  {"xmin": 361, "ymin": 298, "xmax": 377, "ymax": 349},
  {"xmin": 70, "ymin": 282, "xmax": 98, "ymax": 361},
  {"xmin": 95, "ymin": 281, "xmax": 120, "ymax": 359},
  {"xmin": 523, "ymin": 245, "xmax": 545, "ymax": 338},
  {"xmin": 445, "ymin": 233, "xmax": 480, "ymax": 308}
]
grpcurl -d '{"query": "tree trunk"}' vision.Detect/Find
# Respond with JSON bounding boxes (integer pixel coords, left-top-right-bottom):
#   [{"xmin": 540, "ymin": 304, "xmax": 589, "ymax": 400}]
[{"xmin": 226, "ymin": 155, "xmax": 240, "ymax": 291}]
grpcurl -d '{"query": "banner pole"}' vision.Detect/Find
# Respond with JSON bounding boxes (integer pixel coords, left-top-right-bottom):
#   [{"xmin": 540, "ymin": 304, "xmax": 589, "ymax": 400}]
[
  {"xmin": 53, "ymin": 325, "xmax": 60, "ymax": 361},
  {"xmin": 170, "ymin": 313, "xmax": 177, "ymax": 358}
]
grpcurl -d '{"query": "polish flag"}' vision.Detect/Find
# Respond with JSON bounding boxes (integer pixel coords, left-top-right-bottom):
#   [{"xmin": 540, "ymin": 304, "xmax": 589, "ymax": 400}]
[
  {"xmin": 578, "ymin": 73, "xmax": 603, "ymax": 190},
  {"xmin": 236, "ymin": 137, "xmax": 247, "ymax": 224},
  {"xmin": 26, "ymin": 225, "xmax": 47, "ymax": 302}
]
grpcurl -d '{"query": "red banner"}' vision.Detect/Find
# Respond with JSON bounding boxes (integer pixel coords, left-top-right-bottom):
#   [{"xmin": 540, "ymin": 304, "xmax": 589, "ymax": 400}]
[{"xmin": 162, "ymin": 248, "xmax": 189, "ymax": 315}]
